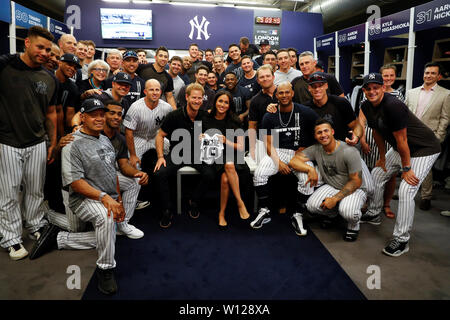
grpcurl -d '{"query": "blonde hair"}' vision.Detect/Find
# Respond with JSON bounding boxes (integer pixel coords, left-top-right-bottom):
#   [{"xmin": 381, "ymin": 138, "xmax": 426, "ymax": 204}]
[{"xmin": 186, "ymin": 83, "xmax": 205, "ymax": 96}]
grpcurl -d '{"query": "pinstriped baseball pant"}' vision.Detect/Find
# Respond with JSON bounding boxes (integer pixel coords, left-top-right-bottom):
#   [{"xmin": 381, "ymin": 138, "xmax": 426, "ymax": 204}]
[
  {"xmin": 306, "ymin": 185, "xmax": 367, "ymax": 231},
  {"xmin": 0, "ymin": 142, "xmax": 48, "ymax": 248},
  {"xmin": 253, "ymin": 148, "xmax": 302, "ymax": 186},
  {"xmin": 58, "ymin": 198, "xmax": 116, "ymax": 269},
  {"xmin": 48, "ymin": 171, "xmax": 140, "ymax": 233},
  {"xmin": 367, "ymin": 149, "xmax": 440, "ymax": 242},
  {"xmin": 295, "ymin": 159, "xmax": 374, "ymax": 198},
  {"xmin": 116, "ymin": 171, "xmax": 140, "ymax": 231}
]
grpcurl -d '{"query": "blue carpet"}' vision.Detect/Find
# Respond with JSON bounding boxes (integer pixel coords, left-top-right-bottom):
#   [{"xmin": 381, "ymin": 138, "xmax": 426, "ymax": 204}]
[{"xmin": 82, "ymin": 204, "xmax": 366, "ymax": 300}]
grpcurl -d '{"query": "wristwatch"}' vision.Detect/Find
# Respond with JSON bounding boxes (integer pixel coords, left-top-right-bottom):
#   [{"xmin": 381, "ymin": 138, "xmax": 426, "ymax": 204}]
[
  {"xmin": 401, "ymin": 166, "xmax": 411, "ymax": 172},
  {"xmin": 99, "ymin": 192, "xmax": 107, "ymax": 202}
]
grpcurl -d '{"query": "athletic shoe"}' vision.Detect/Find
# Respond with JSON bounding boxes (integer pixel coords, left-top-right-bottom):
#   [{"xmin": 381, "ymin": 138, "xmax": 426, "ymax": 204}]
[
  {"xmin": 360, "ymin": 214, "xmax": 381, "ymax": 225},
  {"xmin": 291, "ymin": 212, "xmax": 307, "ymax": 236},
  {"xmin": 28, "ymin": 226, "xmax": 47, "ymax": 241},
  {"xmin": 343, "ymin": 229, "xmax": 359, "ymax": 242},
  {"xmin": 382, "ymin": 239, "xmax": 409, "ymax": 257},
  {"xmin": 135, "ymin": 200, "xmax": 150, "ymax": 210},
  {"xmin": 160, "ymin": 209, "xmax": 173, "ymax": 228},
  {"xmin": 189, "ymin": 202, "xmax": 200, "ymax": 219},
  {"xmin": 8, "ymin": 243, "xmax": 28, "ymax": 261},
  {"xmin": 29, "ymin": 224, "xmax": 60, "ymax": 260},
  {"xmin": 96, "ymin": 267, "xmax": 117, "ymax": 295},
  {"xmin": 440, "ymin": 210, "xmax": 450, "ymax": 217},
  {"xmin": 117, "ymin": 224, "xmax": 144, "ymax": 239},
  {"xmin": 250, "ymin": 207, "xmax": 271, "ymax": 229}
]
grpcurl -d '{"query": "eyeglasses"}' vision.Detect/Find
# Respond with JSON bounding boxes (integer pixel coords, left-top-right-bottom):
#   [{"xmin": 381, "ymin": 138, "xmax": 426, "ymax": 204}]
[{"xmin": 92, "ymin": 68, "xmax": 108, "ymax": 73}]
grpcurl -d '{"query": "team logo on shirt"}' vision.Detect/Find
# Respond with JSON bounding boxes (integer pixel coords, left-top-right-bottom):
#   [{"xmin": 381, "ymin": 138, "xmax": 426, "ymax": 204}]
[
  {"xmin": 189, "ymin": 16, "xmax": 210, "ymax": 40},
  {"xmin": 155, "ymin": 116, "xmax": 164, "ymax": 126},
  {"xmin": 200, "ymin": 134, "xmax": 223, "ymax": 164},
  {"xmin": 34, "ymin": 81, "xmax": 48, "ymax": 95}
]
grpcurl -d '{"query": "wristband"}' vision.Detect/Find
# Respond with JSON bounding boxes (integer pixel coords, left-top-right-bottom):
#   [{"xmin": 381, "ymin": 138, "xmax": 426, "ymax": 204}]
[
  {"xmin": 99, "ymin": 192, "xmax": 107, "ymax": 202},
  {"xmin": 401, "ymin": 166, "xmax": 411, "ymax": 173}
]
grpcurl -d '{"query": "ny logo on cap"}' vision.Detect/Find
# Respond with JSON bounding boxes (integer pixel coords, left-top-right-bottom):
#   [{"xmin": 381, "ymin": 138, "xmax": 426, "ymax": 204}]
[
  {"xmin": 93, "ymin": 99, "xmax": 101, "ymax": 105},
  {"xmin": 124, "ymin": 74, "xmax": 129, "ymax": 79},
  {"xmin": 369, "ymin": 73, "xmax": 376, "ymax": 79}
]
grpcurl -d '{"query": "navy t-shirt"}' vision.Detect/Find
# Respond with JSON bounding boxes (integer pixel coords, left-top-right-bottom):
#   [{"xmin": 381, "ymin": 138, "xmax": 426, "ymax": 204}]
[
  {"xmin": 262, "ymin": 103, "xmax": 319, "ymax": 150},
  {"xmin": 239, "ymin": 74, "xmax": 261, "ymax": 98},
  {"xmin": 220, "ymin": 86, "xmax": 252, "ymax": 115},
  {"xmin": 304, "ymin": 95, "xmax": 355, "ymax": 141},
  {"xmin": 361, "ymin": 93, "xmax": 441, "ymax": 157}
]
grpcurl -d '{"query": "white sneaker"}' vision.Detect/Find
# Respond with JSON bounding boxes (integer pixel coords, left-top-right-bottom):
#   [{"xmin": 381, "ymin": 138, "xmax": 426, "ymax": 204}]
[
  {"xmin": 250, "ymin": 207, "xmax": 271, "ymax": 229},
  {"xmin": 8, "ymin": 244, "xmax": 28, "ymax": 260},
  {"xmin": 441, "ymin": 210, "xmax": 450, "ymax": 217},
  {"xmin": 135, "ymin": 200, "xmax": 150, "ymax": 210},
  {"xmin": 291, "ymin": 212, "xmax": 307, "ymax": 236},
  {"xmin": 117, "ymin": 224, "xmax": 144, "ymax": 239}
]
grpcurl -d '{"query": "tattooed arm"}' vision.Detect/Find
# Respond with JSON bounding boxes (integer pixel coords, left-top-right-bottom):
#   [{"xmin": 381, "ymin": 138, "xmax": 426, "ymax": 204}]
[{"xmin": 320, "ymin": 171, "xmax": 362, "ymax": 210}]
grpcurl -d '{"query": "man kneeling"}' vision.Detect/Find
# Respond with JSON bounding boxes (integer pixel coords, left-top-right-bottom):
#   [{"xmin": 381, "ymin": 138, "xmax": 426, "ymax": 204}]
[{"xmin": 290, "ymin": 119, "xmax": 367, "ymax": 241}]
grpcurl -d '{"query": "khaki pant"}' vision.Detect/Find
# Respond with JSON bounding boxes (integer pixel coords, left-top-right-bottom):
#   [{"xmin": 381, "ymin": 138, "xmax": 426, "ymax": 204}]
[{"xmin": 420, "ymin": 171, "xmax": 433, "ymax": 200}]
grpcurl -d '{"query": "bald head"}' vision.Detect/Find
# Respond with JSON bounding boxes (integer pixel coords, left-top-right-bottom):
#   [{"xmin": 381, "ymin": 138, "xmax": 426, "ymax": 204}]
[
  {"xmin": 144, "ymin": 79, "xmax": 162, "ymax": 104},
  {"xmin": 58, "ymin": 34, "xmax": 77, "ymax": 54},
  {"xmin": 275, "ymin": 81, "xmax": 294, "ymax": 107}
]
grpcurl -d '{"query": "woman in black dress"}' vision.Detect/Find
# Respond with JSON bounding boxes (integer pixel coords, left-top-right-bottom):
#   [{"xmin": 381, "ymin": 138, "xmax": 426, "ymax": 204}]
[{"xmin": 201, "ymin": 91, "xmax": 251, "ymax": 228}]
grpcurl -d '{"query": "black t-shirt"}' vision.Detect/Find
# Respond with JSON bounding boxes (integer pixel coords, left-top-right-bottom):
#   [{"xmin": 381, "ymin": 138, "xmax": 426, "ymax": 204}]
[
  {"xmin": 160, "ymin": 106, "xmax": 208, "ymax": 163},
  {"xmin": 137, "ymin": 63, "xmax": 174, "ymax": 94},
  {"xmin": 292, "ymin": 73, "xmax": 344, "ymax": 105},
  {"xmin": 78, "ymin": 78, "xmax": 106, "ymax": 98},
  {"xmin": 262, "ymin": 103, "xmax": 319, "ymax": 150},
  {"xmin": 0, "ymin": 54, "xmax": 58, "ymax": 148},
  {"xmin": 177, "ymin": 84, "xmax": 215, "ymax": 111},
  {"xmin": 305, "ymin": 95, "xmax": 355, "ymax": 141},
  {"xmin": 239, "ymin": 74, "xmax": 261, "ymax": 98},
  {"xmin": 215, "ymin": 70, "xmax": 226, "ymax": 87},
  {"xmin": 105, "ymin": 74, "xmax": 146, "ymax": 105},
  {"xmin": 220, "ymin": 86, "xmax": 252, "ymax": 115},
  {"xmin": 248, "ymin": 89, "xmax": 278, "ymax": 126},
  {"xmin": 361, "ymin": 93, "xmax": 441, "ymax": 157},
  {"xmin": 57, "ymin": 79, "xmax": 80, "ymax": 133},
  {"xmin": 202, "ymin": 114, "xmax": 244, "ymax": 164},
  {"xmin": 102, "ymin": 130, "xmax": 128, "ymax": 160}
]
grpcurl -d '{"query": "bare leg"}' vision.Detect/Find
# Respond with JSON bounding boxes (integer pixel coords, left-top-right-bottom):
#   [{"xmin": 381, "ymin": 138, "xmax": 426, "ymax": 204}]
[
  {"xmin": 219, "ymin": 173, "xmax": 229, "ymax": 227},
  {"xmin": 383, "ymin": 175, "xmax": 397, "ymax": 218},
  {"xmin": 224, "ymin": 163, "xmax": 249, "ymax": 220}
]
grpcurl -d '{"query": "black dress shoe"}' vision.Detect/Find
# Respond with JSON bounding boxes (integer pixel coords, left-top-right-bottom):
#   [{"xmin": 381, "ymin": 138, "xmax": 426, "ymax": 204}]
[
  {"xmin": 189, "ymin": 202, "xmax": 200, "ymax": 219},
  {"xmin": 419, "ymin": 199, "xmax": 431, "ymax": 211},
  {"xmin": 29, "ymin": 224, "xmax": 60, "ymax": 260},
  {"xmin": 160, "ymin": 209, "xmax": 173, "ymax": 228},
  {"xmin": 218, "ymin": 224, "xmax": 228, "ymax": 231},
  {"xmin": 96, "ymin": 267, "xmax": 117, "ymax": 295}
]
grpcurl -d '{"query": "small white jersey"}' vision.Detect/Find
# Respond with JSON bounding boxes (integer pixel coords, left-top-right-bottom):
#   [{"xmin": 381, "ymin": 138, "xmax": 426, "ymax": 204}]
[
  {"xmin": 123, "ymin": 97, "xmax": 173, "ymax": 157},
  {"xmin": 274, "ymin": 67, "xmax": 302, "ymax": 86}
]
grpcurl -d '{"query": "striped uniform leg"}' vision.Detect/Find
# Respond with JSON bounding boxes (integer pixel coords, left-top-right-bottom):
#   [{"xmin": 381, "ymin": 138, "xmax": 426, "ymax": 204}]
[
  {"xmin": 57, "ymin": 230, "xmax": 96, "ymax": 250},
  {"xmin": 0, "ymin": 143, "xmax": 25, "ymax": 248},
  {"xmin": 361, "ymin": 159, "xmax": 374, "ymax": 199},
  {"xmin": 366, "ymin": 148, "xmax": 401, "ymax": 216},
  {"xmin": 253, "ymin": 148, "xmax": 295, "ymax": 186},
  {"xmin": 394, "ymin": 152, "xmax": 440, "ymax": 242},
  {"xmin": 292, "ymin": 161, "xmax": 320, "ymax": 196},
  {"xmin": 306, "ymin": 185, "xmax": 340, "ymax": 218},
  {"xmin": 117, "ymin": 171, "xmax": 141, "ymax": 230},
  {"xmin": 74, "ymin": 198, "xmax": 116, "ymax": 269},
  {"xmin": 338, "ymin": 189, "xmax": 367, "ymax": 231},
  {"xmin": 21, "ymin": 142, "xmax": 48, "ymax": 233},
  {"xmin": 44, "ymin": 200, "xmax": 70, "ymax": 231}
]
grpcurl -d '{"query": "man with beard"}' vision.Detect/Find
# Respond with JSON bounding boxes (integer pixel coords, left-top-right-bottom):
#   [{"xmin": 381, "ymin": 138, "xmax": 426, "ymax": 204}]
[{"xmin": 177, "ymin": 66, "xmax": 215, "ymax": 111}]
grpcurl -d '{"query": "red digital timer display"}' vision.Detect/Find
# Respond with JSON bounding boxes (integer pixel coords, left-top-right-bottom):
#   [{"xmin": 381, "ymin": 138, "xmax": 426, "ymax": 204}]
[{"xmin": 255, "ymin": 17, "xmax": 281, "ymax": 25}]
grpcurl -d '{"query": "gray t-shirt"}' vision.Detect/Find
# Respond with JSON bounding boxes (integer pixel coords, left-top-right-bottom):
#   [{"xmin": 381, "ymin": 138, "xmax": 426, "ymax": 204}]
[
  {"xmin": 62, "ymin": 130, "xmax": 118, "ymax": 211},
  {"xmin": 303, "ymin": 141, "xmax": 363, "ymax": 191}
]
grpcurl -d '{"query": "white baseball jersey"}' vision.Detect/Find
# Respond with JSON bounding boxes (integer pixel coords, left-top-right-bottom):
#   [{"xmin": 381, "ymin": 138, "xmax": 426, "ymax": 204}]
[{"xmin": 123, "ymin": 97, "xmax": 173, "ymax": 158}]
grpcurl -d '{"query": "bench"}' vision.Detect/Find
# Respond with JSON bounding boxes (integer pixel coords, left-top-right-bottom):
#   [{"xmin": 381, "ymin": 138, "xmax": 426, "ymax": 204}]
[{"xmin": 177, "ymin": 156, "xmax": 258, "ymax": 214}]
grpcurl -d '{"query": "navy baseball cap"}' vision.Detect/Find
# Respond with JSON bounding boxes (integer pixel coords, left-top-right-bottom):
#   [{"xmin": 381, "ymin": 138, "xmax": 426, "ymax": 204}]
[
  {"xmin": 122, "ymin": 50, "xmax": 138, "ymax": 60},
  {"xmin": 80, "ymin": 98, "xmax": 108, "ymax": 113},
  {"xmin": 259, "ymin": 39, "xmax": 270, "ymax": 46},
  {"xmin": 112, "ymin": 72, "xmax": 133, "ymax": 86},
  {"xmin": 60, "ymin": 53, "xmax": 82, "ymax": 69},
  {"xmin": 308, "ymin": 72, "xmax": 328, "ymax": 85},
  {"xmin": 362, "ymin": 73, "xmax": 384, "ymax": 87}
]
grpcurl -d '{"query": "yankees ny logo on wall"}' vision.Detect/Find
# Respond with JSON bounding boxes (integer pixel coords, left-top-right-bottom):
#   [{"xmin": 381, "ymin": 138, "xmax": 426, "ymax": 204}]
[{"xmin": 189, "ymin": 16, "xmax": 210, "ymax": 40}]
